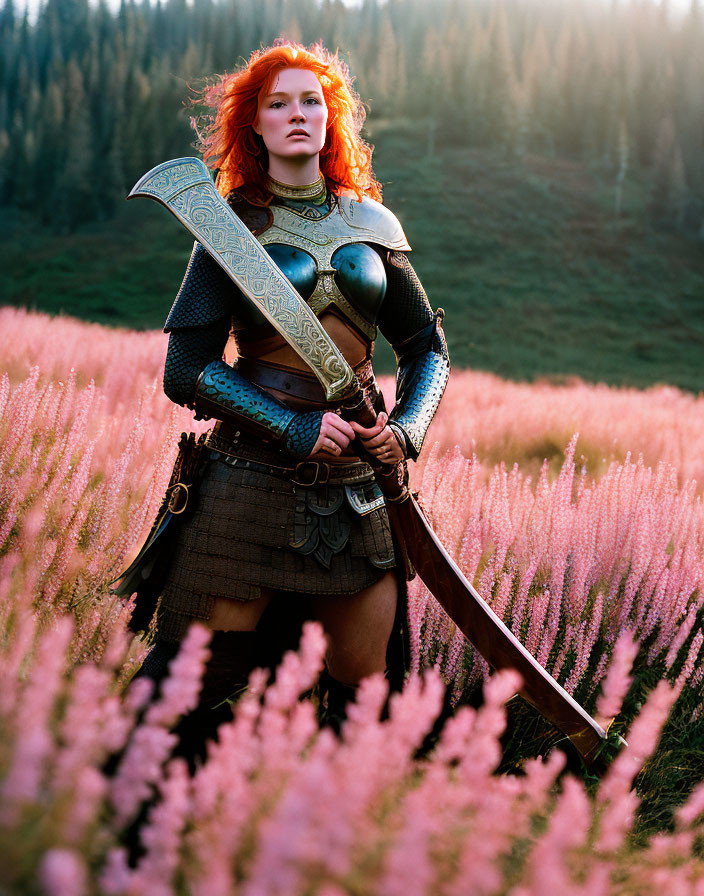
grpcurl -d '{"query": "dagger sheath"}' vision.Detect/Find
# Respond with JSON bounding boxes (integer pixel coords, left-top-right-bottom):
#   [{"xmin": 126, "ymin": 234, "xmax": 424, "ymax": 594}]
[{"xmin": 130, "ymin": 158, "xmax": 607, "ymax": 765}]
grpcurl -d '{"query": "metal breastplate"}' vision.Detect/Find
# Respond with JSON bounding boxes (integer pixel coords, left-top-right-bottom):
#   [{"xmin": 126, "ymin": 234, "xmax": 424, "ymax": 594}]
[{"xmin": 255, "ymin": 195, "xmax": 411, "ymax": 341}]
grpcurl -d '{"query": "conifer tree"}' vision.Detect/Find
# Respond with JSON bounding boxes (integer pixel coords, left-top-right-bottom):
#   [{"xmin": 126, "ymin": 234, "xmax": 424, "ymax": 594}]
[
  {"xmin": 482, "ymin": 3, "xmax": 518, "ymax": 152},
  {"xmin": 374, "ymin": 12, "xmax": 397, "ymax": 114},
  {"xmin": 651, "ymin": 115, "xmax": 687, "ymax": 228}
]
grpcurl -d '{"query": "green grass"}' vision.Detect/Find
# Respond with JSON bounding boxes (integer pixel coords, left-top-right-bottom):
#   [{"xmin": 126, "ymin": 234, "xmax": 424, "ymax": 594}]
[
  {"xmin": 1, "ymin": 203, "xmax": 193, "ymax": 331},
  {"xmin": 3, "ymin": 130, "xmax": 704, "ymax": 391}
]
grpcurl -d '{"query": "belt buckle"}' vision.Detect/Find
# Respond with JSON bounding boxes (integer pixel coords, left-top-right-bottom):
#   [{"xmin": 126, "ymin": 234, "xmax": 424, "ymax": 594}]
[
  {"xmin": 293, "ymin": 461, "xmax": 330, "ymax": 487},
  {"xmin": 167, "ymin": 482, "xmax": 189, "ymax": 514}
]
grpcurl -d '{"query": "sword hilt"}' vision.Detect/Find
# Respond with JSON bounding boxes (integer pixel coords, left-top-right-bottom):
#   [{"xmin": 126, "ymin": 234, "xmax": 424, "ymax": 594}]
[{"xmin": 340, "ymin": 391, "xmax": 409, "ymax": 501}]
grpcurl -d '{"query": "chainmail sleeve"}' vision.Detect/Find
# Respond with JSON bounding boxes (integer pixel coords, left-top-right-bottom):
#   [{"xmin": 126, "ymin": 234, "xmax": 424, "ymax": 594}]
[
  {"xmin": 163, "ymin": 324, "xmax": 230, "ymax": 407},
  {"xmin": 164, "ymin": 242, "xmax": 238, "ymax": 331},
  {"xmin": 162, "ymin": 240, "xmax": 235, "ymax": 407},
  {"xmin": 162, "ymin": 242, "xmax": 323, "ymax": 459},
  {"xmin": 377, "ymin": 250, "xmax": 450, "ymax": 460}
]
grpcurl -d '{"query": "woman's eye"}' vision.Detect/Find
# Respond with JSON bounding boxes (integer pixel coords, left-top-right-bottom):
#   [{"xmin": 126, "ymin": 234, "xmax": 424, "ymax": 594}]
[
  {"xmin": 304, "ymin": 97, "xmax": 320, "ymax": 105},
  {"xmin": 270, "ymin": 101, "xmax": 284, "ymax": 109}
]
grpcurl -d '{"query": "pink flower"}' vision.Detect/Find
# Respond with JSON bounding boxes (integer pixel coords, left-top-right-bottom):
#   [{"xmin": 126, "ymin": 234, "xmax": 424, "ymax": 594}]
[
  {"xmin": 676, "ymin": 779, "xmax": 704, "ymax": 829},
  {"xmin": 38, "ymin": 848, "xmax": 87, "ymax": 896},
  {"xmin": 132, "ymin": 758, "xmax": 191, "ymax": 895},
  {"xmin": 1, "ymin": 616, "xmax": 73, "ymax": 815},
  {"xmin": 111, "ymin": 624, "xmax": 210, "ymax": 825},
  {"xmin": 596, "ymin": 632, "xmax": 639, "ymax": 721},
  {"xmin": 676, "ymin": 631, "xmax": 703, "ymax": 687},
  {"xmin": 517, "ymin": 777, "xmax": 598, "ymax": 894},
  {"xmin": 99, "ymin": 849, "xmax": 132, "ymax": 896},
  {"xmin": 597, "ymin": 680, "xmax": 681, "ymax": 851},
  {"xmin": 145, "ymin": 623, "xmax": 211, "ymax": 728}
]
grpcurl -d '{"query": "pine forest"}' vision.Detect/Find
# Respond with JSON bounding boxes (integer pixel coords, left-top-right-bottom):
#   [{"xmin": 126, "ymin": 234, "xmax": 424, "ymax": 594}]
[{"xmin": 1, "ymin": 0, "xmax": 703, "ymax": 234}]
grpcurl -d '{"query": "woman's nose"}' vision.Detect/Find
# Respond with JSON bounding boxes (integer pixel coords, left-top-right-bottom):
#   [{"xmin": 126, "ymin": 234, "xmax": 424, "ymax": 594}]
[{"xmin": 289, "ymin": 102, "xmax": 305, "ymax": 121}]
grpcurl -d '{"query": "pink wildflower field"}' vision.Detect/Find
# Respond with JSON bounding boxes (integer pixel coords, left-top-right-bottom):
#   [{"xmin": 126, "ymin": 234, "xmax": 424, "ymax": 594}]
[{"xmin": 1, "ymin": 306, "xmax": 704, "ymax": 895}]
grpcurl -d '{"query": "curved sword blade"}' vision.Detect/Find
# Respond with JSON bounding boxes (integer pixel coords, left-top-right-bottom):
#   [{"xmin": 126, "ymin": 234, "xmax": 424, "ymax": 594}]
[
  {"xmin": 386, "ymin": 494, "xmax": 607, "ymax": 764},
  {"xmin": 128, "ymin": 157, "xmax": 357, "ymax": 403}
]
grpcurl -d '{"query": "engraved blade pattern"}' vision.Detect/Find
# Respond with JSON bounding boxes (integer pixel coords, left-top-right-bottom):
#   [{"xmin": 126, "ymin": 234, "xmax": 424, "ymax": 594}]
[{"xmin": 128, "ymin": 158, "xmax": 358, "ymax": 402}]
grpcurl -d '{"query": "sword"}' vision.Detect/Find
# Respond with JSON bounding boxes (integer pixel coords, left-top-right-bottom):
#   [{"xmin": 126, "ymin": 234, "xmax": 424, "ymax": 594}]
[
  {"xmin": 129, "ymin": 158, "xmax": 357, "ymax": 403},
  {"xmin": 129, "ymin": 158, "xmax": 610, "ymax": 767}
]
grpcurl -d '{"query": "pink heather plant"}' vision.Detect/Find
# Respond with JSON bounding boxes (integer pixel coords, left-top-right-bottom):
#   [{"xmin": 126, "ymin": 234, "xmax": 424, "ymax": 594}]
[
  {"xmin": 0, "ymin": 616, "xmax": 699, "ymax": 894},
  {"xmin": 129, "ymin": 758, "xmax": 192, "ymax": 896},
  {"xmin": 1, "ymin": 309, "xmax": 704, "ymax": 892},
  {"xmin": 404, "ymin": 367, "xmax": 704, "ymax": 488},
  {"xmin": 1, "ymin": 615, "xmax": 74, "ymax": 818},
  {"xmin": 596, "ymin": 632, "xmax": 639, "ymax": 722},
  {"xmin": 596, "ymin": 680, "xmax": 682, "ymax": 852},
  {"xmin": 414, "ymin": 435, "xmax": 704, "ymax": 708},
  {"xmin": 111, "ymin": 623, "xmax": 211, "ymax": 826},
  {"xmin": 37, "ymin": 848, "xmax": 88, "ymax": 896}
]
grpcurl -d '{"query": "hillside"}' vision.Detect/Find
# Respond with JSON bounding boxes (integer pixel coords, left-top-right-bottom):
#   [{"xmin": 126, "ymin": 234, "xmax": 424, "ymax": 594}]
[{"xmin": 3, "ymin": 134, "xmax": 704, "ymax": 391}]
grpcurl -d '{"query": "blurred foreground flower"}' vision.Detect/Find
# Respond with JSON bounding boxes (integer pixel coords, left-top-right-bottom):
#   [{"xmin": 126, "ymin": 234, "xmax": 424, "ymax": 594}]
[{"xmin": 1, "ymin": 309, "xmax": 704, "ymax": 893}]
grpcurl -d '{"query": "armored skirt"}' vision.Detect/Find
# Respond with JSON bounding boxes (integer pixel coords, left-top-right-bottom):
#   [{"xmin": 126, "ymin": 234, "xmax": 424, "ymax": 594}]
[{"xmin": 155, "ymin": 425, "xmax": 397, "ymax": 645}]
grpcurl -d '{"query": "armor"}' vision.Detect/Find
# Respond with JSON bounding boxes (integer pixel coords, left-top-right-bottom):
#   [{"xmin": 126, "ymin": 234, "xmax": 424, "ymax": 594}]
[
  {"xmin": 156, "ymin": 178, "xmax": 449, "ymax": 640},
  {"xmin": 164, "ymin": 183, "xmax": 449, "ymax": 457},
  {"xmin": 256, "ymin": 192, "xmax": 410, "ymax": 341},
  {"xmin": 388, "ymin": 310, "xmax": 450, "ymax": 459},
  {"xmin": 195, "ymin": 359, "xmax": 324, "ymax": 458}
]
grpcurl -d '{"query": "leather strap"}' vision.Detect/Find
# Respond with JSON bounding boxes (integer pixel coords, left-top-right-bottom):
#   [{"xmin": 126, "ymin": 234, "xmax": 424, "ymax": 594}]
[
  {"xmin": 234, "ymin": 356, "xmax": 380, "ymax": 408},
  {"xmin": 204, "ymin": 443, "xmax": 374, "ymax": 486},
  {"xmin": 236, "ymin": 357, "xmax": 327, "ymax": 404},
  {"xmin": 205, "ymin": 425, "xmax": 376, "ymax": 484}
]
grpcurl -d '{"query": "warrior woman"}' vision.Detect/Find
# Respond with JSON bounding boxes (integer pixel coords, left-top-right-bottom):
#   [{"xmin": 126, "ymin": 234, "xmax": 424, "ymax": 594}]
[{"xmin": 132, "ymin": 42, "xmax": 450, "ymax": 760}]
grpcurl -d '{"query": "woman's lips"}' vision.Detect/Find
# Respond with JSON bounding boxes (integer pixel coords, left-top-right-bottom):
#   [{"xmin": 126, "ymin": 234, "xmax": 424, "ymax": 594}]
[{"xmin": 287, "ymin": 129, "xmax": 309, "ymax": 137}]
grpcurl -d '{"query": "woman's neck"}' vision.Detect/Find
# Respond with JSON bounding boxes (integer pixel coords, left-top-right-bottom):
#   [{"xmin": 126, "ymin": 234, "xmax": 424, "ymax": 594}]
[{"xmin": 267, "ymin": 157, "xmax": 321, "ymax": 187}]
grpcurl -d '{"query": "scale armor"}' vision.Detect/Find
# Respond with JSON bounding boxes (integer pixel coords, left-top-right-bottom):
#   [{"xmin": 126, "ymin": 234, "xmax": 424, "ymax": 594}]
[
  {"xmin": 377, "ymin": 251, "xmax": 450, "ymax": 459},
  {"xmin": 164, "ymin": 323, "xmax": 229, "ymax": 408},
  {"xmin": 165, "ymin": 243, "xmax": 234, "ymax": 330}
]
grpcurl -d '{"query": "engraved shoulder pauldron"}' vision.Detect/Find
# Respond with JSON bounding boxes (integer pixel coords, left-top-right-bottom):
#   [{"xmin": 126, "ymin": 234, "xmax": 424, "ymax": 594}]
[{"xmin": 256, "ymin": 196, "xmax": 411, "ymax": 341}]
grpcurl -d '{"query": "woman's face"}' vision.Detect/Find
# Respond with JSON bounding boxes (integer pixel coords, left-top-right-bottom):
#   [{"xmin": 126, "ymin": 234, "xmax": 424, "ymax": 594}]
[{"xmin": 254, "ymin": 68, "xmax": 328, "ymax": 167}]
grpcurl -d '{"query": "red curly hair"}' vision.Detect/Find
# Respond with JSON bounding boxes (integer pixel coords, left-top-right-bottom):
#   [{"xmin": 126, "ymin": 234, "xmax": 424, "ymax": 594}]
[{"xmin": 195, "ymin": 42, "xmax": 382, "ymax": 204}]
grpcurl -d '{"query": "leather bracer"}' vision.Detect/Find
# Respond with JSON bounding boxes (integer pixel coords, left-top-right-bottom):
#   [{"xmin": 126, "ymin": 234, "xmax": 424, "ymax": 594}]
[{"xmin": 194, "ymin": 360, "xmax": 323, "ymax": 459}]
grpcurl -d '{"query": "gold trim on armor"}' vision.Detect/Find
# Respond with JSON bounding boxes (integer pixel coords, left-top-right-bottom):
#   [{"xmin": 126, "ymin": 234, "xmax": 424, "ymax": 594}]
[
  {"xmin": 307, "ymin": 270, "xmax": 377, "ymax": 341},
  {"xmin": 267, "ymin": 173, "xmax": 327, "ymax": 201}
]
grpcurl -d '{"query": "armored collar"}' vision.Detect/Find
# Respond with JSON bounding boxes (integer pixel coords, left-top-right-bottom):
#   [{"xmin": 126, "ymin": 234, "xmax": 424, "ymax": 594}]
[
  {"xmin": 267, "ymin": 173, "xmax": 327, "ymax": 201},
  {"xmin": 259, "ymin": 194, "xmax": 410, "ymax": 254}
]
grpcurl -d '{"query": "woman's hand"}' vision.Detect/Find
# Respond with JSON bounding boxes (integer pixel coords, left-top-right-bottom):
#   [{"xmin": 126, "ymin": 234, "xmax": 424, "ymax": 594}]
[
  {"xmin": 309, "ymin": 411, "xmax": 356, "ymax": 457},
  {"xmin": 350, "ymin": 412, "xmax": 405, "ymax": 466}
]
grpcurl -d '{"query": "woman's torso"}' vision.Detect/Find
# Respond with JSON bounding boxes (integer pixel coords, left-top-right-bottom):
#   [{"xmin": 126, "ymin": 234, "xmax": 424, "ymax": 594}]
[{"xmin": 226, "ymin": 182, "xmax": 409, "ymax": 418}]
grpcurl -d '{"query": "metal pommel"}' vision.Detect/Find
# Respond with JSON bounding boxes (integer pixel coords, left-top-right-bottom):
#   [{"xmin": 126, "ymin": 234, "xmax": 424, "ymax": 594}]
[{"xmin": 128, "ymin": 158, "xmax": 358, "ymax": 404}]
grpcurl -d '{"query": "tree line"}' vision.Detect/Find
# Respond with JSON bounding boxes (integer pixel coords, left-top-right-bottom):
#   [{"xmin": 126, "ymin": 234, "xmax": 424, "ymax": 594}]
[{"xmin": 1, "ymin": 0, "xmax": 702, "ymax": 234}]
